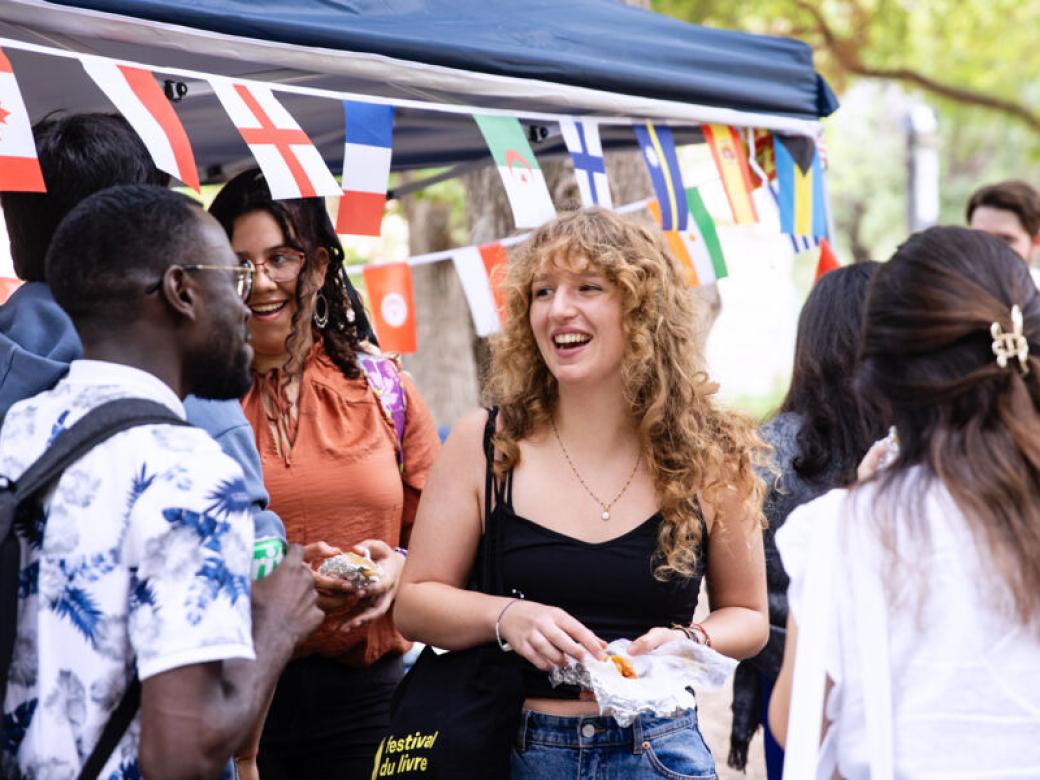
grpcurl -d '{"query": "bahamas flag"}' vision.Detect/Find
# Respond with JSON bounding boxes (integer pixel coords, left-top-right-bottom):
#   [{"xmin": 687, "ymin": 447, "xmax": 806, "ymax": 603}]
[
  {"xmin": 774, "ymin": 134, "xmax": 827, "ymax": 237},
  {"xmin": 635, "ymin": 122, "xmax": 689, "ymax": 231}
]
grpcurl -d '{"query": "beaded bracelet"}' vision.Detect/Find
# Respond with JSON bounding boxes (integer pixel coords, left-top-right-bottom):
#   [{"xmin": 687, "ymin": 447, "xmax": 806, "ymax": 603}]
[{"xmin": 671, "ymin": 622, "xmax": 712, "ymax": 647}]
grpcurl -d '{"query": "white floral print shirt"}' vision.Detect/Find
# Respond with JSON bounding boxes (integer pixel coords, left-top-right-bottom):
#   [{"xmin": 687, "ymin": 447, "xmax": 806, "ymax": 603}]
[{"xmin": 0, "ymin": 361, "xmax": 255, "ymax": 780}]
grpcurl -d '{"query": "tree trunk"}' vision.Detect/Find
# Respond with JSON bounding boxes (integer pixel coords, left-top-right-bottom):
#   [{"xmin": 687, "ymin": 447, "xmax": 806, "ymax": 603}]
[{"xmin": 397, "ymin": 192, "xmax": 479, "ymax": 430}]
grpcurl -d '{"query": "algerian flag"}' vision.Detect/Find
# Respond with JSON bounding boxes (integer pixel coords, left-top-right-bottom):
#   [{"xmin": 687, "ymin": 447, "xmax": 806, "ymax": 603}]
[
  {"xmin": 474, "ymin": 114, "xmax": 556, "ymax": 228},
  {"xmin": 686, "ymin": 187, "xmax": 728, "ymax": 282}
]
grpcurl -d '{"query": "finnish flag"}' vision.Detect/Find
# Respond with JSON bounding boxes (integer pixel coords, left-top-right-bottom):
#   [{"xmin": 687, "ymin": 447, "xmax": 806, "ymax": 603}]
[{"xmin": 560, "ymin": 119, "xmax": 612, "ymax": 209}]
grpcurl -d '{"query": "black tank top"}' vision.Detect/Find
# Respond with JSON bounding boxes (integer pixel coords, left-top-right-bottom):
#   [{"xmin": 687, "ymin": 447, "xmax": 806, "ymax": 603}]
[{"xmin": 481, "ymin": 414, "xmax": 707, "ymax": 699}]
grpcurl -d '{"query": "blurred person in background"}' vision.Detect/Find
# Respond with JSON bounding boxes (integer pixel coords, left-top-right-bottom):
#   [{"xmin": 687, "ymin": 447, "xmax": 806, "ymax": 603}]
[
  {"xmin": 966, "ymin": 179, "xmax": 1040, "ymax": 264},
  {"xmin": 729, "ymin": 262, "xmax": 885, "ymax": 778},
  {"xmin": 210, "ymin": 169, "xmax": 440, "ymax": 779}
]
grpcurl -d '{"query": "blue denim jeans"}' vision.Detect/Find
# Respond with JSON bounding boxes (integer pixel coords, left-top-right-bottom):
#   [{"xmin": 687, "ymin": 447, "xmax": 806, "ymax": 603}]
[{"xmin": 510, "ymin": 708, "xmax": 717, "ymax": 779}]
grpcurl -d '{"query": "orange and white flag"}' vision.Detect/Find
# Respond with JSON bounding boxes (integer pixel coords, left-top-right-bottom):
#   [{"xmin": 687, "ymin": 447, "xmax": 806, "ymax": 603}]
[
  {"xmin": 82, "ymin": 57, "xmax": 200, "ymax": 191},
  {"xmin": 362, "ymin": 262, "xmax": 416, "ymax": 353},
  {"xmin": 452, "ymin": 241, "xmax": 508, "ymax": 336},
  {"xmin": 0, "ymin": 48, "xmax": 45, "ymax": 193}
]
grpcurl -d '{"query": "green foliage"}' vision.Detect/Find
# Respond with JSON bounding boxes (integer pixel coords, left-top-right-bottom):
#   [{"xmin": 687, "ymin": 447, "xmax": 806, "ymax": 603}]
[{"xmin": 655, "ymin": 0, "xmax": 1040, "ymax": 262}]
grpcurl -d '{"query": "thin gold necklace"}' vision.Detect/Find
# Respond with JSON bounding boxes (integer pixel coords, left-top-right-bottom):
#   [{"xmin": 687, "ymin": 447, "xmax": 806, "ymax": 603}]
[{"xmin": 550, "ymin": 417, "xmax": 641, "ymax": 521}]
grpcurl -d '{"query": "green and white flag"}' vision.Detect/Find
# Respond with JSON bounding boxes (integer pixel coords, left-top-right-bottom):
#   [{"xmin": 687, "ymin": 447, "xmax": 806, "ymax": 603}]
[
  {"xmin": 686, "ymin": 187, "xmax": 728, "ymax": 282},
  {"xmin": 474, "ymin": 114, "xmax": 556, "ymax": 228}
]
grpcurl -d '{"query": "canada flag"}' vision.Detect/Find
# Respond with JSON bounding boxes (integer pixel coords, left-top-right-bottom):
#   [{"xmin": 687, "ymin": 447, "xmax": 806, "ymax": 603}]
[{"xmin": 0, "ymin": 48, "xmax": 45, "ymax": 192}]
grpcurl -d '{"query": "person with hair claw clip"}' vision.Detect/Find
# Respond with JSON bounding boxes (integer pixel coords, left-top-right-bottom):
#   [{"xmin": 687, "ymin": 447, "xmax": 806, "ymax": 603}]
[{"xmin": 770, "ymin": 226, "xmax": 1040, "ymax": 779}]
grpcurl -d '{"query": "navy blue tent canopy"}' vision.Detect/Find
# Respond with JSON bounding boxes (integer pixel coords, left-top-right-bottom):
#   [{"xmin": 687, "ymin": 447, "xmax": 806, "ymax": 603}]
[{"xmin": 0, "ymin": 0, "xmax": 836, "ymax": 179}]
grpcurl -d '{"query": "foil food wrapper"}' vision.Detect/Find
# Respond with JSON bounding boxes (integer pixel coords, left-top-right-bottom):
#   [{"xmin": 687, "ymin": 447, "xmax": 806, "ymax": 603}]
[
  {"xmin": 317, "ymin": 550, "xmax": 382, "ymax": 588},
  {"xmin": 549, "ymin": 638, "xmax": 737, "ymax": 727}
]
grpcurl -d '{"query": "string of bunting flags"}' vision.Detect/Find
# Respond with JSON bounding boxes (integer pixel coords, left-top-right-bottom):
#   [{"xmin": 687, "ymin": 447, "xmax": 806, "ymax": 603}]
[{"xmin": 0, "ymin": 36, "xmax": 835, "ymax": 354}]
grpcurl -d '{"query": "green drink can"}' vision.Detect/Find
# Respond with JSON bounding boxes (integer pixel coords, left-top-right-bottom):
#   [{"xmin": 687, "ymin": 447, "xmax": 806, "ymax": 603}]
[{"xmin": 252, "ymin": 535, "xmax": 287, "ymax": 580}]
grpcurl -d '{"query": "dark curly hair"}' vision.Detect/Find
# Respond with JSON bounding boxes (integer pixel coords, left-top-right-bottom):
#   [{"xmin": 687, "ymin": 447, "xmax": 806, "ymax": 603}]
[
  {"xmin": 777, "ymin": 261, "xmax": 885, "ymax": 485},
  {"xmin": 208, "ymin": 169, "xmax": 375, "ymax": 382}
]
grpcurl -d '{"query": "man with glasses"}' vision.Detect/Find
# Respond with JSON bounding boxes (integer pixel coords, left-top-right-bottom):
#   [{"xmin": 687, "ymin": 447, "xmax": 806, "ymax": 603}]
[
  {"xmin": 0, "ymin": 113, "xmax": 286, "ymax": 574},
  {"xmin": 0, "ymin": 184, "xmax": 323, "ymax": 778}
]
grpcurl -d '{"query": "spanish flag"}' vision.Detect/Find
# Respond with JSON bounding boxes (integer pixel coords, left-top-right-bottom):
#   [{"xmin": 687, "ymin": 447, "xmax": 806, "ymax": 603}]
[
  {"xmin": 701, "ymin": 124, "xmax": 758, "ymax": 225},
  {"xmin": 774, "ymin": 134, "xmax": 827, "ymax": 238}
]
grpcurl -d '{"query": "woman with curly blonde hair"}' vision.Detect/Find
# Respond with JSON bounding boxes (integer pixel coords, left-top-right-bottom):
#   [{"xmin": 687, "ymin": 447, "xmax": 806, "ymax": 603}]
[{"xmin": 396, "ymin": 207, "xmax": 769, "ymax": 778}]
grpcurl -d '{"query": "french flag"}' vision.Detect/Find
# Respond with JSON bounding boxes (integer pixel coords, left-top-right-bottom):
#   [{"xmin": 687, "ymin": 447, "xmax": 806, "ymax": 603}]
[
  {"xmin": 82, "ymin": 57, "xmax": 199, "ymax": 191},
  {"xmin": 336, "ymin": 100, "xmax": 395, "ymax": 236}
]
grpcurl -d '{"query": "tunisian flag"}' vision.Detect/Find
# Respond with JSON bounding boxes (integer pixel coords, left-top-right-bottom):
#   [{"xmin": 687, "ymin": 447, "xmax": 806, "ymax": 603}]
[
  {"xmin": 362, "ymin": 263, "xmax": 417, "ymax": 354},
  {"xmin": 82, "ymin": 58, "xmax": 200, "ymax": 191},
  {"xmin": 0, "ymin": 48, "xmax": 45, "ymax": 192},
  {"xmin": 210, "ymin": 79, "xmax": 340, "ymax": 201}
]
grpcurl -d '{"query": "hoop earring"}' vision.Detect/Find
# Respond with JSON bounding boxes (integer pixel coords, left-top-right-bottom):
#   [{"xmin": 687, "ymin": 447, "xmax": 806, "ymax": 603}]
[{"xmin": 313, "ymin": 291, "xmax": 330, "ymax": 330}]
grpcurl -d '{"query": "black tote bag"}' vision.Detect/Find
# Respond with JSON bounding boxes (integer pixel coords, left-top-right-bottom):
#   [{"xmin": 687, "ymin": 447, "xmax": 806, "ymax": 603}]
[{"xmin": 374, "ymin": 409, "xmax": 524, "ymax": 779}]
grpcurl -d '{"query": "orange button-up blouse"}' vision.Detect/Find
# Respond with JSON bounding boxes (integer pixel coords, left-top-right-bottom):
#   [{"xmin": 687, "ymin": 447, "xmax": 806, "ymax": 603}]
[{"xmin": 241, "ymin": 342, "xmax": 439, "ymax": 667}]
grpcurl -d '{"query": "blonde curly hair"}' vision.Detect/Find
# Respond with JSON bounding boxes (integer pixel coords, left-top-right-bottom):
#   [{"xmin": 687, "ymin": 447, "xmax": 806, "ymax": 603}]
[{"xmin": 486, "ymin": 208, "xmax": 768, "ymax": 579}]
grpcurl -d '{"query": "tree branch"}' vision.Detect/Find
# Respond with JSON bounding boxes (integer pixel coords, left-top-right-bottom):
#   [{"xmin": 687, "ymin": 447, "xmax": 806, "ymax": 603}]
[{"xmin": 792, "ymin": 0, "xmax": 1040, "ymax": 133}]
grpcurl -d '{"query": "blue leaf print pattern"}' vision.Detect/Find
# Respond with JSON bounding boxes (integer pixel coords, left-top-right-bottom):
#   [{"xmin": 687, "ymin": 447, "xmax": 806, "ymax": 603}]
[
  {"xmin": 162, "ymin": 508, "xmax": 248, "ymax": 624},
  {"xmin": 50, "ymin": 585, "xmax": 102, "ymax": 646},
  {"xmin": 2, "ymin": 698, "xmax": 37, "ymax": 757},
  {"xmin": 63, "ymin": 549, "xmax": 120, "ymax": 583},
  {"xmin": 14, "ymin": 506, "xmax": 46, "ymax": 550},
  {"xmin": 205, "ymin": 477, "xmax": 251, "ymax": 518},
  {"xmin": 128, "ymin": 573, "xmax": 156, "ymax": 612},
  {"xmin": 190, "ymin": 558, "xmax": 249, "ymax": 622},
  {"xmin": 17, "ymin": 561, "xmax": 37, "ymax": 599},
  {"xmin": 107, "ymin": 759, "xmax": 142, "ymax": 780},
  {"xmin": 45, "ymin": 410, "xmax": 70, "ymax": 448},
  {"xmin": 126, "ymin": 464, "xmax": 156, "ymax": 515}
]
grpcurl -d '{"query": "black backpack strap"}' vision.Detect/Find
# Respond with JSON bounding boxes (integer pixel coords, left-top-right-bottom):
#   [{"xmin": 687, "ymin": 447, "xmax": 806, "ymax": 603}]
[
  {"xmin": 0, "ymin": 398, "xmax": 187, "ymax": 780},
  {"xmin": 77, "ymin": 676, "xmax": 141, "ymax": 780},
  {"xmin": 6, "ymin": 399, "xmax": 186, "ymax": 509}
]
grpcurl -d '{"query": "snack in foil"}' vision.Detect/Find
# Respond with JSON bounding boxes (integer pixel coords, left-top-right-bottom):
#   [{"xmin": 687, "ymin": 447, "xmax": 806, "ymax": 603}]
[
  {"xmin": 549, "ymin": 638, "xmax": 737, "ymax": 727},
  {"xmin": 609, "ymin": 653, "xmax": 638, "ymax": 679},
  {"xmin": 317, "ymin": 550, "xmax": 382, "ymax": 588}
]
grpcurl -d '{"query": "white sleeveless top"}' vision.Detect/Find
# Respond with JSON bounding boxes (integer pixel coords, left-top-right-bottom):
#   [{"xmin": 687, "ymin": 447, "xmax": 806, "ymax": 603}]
[{"xmin": 777, "ymin": 476, "xmax": 1040, "ymax": 780}]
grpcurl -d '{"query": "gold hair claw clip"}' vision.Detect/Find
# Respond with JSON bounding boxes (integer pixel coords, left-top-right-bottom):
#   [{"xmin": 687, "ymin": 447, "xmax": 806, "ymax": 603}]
[{"xmin": 991, "ymin": 304, "xmax": 1030, "ymax": 376}]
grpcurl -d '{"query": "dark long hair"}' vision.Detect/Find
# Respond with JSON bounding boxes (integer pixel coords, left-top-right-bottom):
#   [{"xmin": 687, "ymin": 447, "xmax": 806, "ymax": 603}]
[
  {"xmin": 208, "ymin": 169, "xmax": 375, "ymax": 382},
  {"xmin": 859, "ymin": 225, "xmax": 1040, "ymax": 624},
  {"xmin": 778, "ymin": 261, "xmax": 884, "ymax": 484}
]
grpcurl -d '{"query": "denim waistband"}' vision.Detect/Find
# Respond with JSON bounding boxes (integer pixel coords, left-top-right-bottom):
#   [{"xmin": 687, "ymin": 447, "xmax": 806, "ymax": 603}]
[{"xmin": 516, "ymin": 709, "xmax": 699, "ymax": 753}]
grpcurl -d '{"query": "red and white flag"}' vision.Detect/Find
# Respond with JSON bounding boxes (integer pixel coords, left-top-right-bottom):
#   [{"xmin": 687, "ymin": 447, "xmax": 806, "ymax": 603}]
[
  {"xmin": 82, "ymin": 57, "xmax": 199, "ymax": 191},
  {"xmin": 362, "ymin": 262, "xmax": 417, "ymax": 354},
  {"xmin": 452, "ymin": 242, "xmax": 508, "ymax": 337},
  {"xmin": 210, "ymin": 79, "xmax": 340, "ymax": 200},
  {"xmin": 0, "ymin": 48, "xmax": 45, "ymax": 193}
]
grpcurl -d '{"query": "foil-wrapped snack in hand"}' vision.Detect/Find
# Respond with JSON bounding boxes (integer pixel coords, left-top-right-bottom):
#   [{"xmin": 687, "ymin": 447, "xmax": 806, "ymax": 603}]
[
  {"xmin": 549, "ymin": 638, "xmax": 737, "ymax": 727},
  {"xmin": 317, "ymin": 550, "xmax": 383, "ymax": 588}
]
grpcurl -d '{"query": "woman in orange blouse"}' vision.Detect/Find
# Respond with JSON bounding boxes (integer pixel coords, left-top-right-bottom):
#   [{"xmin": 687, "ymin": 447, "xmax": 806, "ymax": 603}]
[{"xmin": 210, "ymin": 169, "xmax": 440, "ymax": 779}]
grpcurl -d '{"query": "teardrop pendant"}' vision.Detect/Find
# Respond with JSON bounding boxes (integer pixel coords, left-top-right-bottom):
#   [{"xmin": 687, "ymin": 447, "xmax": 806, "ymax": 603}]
[{"xmin": 601, "ymin": 510, "xmax": 610, "ymax": 521}]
